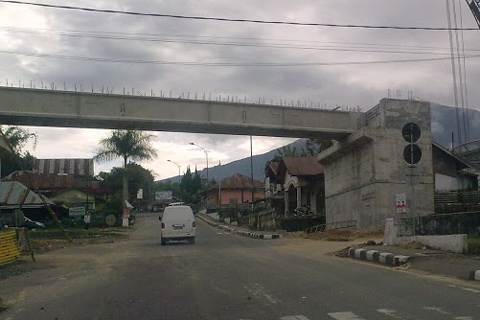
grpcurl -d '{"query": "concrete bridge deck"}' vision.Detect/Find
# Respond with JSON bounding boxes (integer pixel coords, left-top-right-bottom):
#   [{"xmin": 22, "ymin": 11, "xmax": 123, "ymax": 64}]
[{"xmin": 0, "ymin": 86, "xmax": 364, "ymax": 139}]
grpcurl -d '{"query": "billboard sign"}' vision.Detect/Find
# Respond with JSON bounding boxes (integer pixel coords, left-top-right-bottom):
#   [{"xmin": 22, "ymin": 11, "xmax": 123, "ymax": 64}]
[{"xmin": 155, "ymin": 191, "xmax": 173, "ymax": 201}]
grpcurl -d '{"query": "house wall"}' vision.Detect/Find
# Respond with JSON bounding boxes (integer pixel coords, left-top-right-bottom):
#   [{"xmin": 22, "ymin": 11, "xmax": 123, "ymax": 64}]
[
  {"xmin": 319, "ymin": 99, "xmax": 434, "ymax": 228},
  {"xmin": 209, "ymin": 188, "xmax": 264, "ymax": 205}
]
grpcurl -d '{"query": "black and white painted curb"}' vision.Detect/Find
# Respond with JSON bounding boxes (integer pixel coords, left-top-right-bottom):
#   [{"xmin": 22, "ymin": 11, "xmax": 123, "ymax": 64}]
[
  {"xmin": 348, "ymin": 248, "xmax": 409, "ymax": 267},
  {"xmin": 469, "ymin": 270, "xmax": 480, "ymax": 281},
  {"xmin": 196, "ymin": 214, "xmax": 281, "ymax": 240}
]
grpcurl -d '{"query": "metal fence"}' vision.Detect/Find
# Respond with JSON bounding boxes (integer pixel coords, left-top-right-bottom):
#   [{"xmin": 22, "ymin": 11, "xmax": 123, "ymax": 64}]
[
  {"xmin": 304, "ymin": 220, "xmax": 357, "ymax": 234},
  {"xmin": 398, "ymin": 212, "xmax": 480, "ymax": 236}
]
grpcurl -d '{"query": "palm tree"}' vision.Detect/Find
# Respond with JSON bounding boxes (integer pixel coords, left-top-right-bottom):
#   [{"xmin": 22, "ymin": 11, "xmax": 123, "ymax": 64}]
[{"xmin": 94, "ymin": 130, "xmax": 157, "ymax": 209}]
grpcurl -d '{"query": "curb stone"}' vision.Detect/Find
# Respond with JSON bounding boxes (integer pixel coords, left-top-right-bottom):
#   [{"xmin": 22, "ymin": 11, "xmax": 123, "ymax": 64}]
[
  {"xmin": 469, "ymin": 270, "xmax": 480, "ymax": 281},
  {"xmin": 348, "ymin": 247, "xmax": 409, "ymax": 267},
  {"xmin": 196, "ymin": 214, "xmax": 280, "ymax": 240}
]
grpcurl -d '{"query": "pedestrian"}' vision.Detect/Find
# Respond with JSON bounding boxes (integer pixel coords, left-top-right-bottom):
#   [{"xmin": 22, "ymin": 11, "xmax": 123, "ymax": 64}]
[{"xmin": 84, "ymin": 210, "xmax": 91, "ymax": 230}]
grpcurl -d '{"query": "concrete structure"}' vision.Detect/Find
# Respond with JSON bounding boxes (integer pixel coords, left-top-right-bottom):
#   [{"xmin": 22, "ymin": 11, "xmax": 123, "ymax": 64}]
[
  {"xmin": 432, "ymin": 142, "xmax": 478, "ymax": 191},
  {"xmin": 1, "ymin": 86, "xmax": 442, "ymax": 229},
  {"xmin": 0, "ymin": 86, "xmax": 362, "ymax": 140},
  {"xmin": 384, "ymin": 218, "xmax": 468, "ymax": 253},
  {"xmin": 318, "ymin": 99, "xmax": 434, "ymax": 228}
]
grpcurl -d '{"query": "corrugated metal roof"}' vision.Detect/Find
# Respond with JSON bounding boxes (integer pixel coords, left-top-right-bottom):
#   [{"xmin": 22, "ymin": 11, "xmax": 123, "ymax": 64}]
[
  {"xmin": 2, "ymin": 171, "xmax": 99, "ymax": 190},
  {"xmin": 0, "ymin": 181, "xmax": 54, "ymax": 209},
  {"xmin": 34, "ymin": 158, "xmax": 94, "ymax": 176}
]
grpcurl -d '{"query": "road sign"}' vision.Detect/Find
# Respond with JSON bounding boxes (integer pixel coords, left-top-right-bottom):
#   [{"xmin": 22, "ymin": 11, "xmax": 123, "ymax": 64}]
[
  {"xmin": 402, "ymin": 122, "xmax": 422, "ymax": 165},
  {"xmin": 396, "ymin": 193, "xmax": 407, "ymax": 214},
  {"xmin": 105, "ymin": 214, "xmax": 116, "ymax": 227}
]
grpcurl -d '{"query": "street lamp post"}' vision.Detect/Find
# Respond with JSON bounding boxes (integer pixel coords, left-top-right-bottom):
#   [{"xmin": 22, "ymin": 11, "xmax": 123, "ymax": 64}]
[
  {"xmin": 167, "ymin": 160, "xmax": 181, "ymax": 185},
  {"xmin": 167, "ymin": 160, "xmax": 182, "ymax": 202},
  {"xmin": 189, "ymin": 143, "xmax": 209, "ymax": 182},
  {"xmin": 189, "ymin": 142, "xmax": 209, "ymax": 208}
]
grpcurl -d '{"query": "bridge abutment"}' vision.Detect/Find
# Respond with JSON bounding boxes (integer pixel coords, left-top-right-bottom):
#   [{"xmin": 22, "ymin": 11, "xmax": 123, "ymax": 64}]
[{"xmin": 318, "ymin": 99, "xmax": 434, "ymax": 229}]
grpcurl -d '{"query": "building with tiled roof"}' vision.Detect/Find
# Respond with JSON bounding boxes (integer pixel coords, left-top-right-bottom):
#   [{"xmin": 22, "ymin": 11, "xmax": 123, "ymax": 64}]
[{"xmin": 206, "ymin": 173, "xmax": 264, "ymax": 205}]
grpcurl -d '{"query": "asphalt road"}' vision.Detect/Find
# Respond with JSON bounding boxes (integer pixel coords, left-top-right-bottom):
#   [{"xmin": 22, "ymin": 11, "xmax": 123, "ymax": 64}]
[{"xmin": 1, "ymin": 213, "xmax": 480, "ymax": 320}]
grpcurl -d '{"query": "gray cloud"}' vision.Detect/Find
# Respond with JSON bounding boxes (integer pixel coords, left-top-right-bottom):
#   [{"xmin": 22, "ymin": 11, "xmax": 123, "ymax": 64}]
[{"xmin": 2, "ymin": 0, "xmax": 480, "ymax": 178}]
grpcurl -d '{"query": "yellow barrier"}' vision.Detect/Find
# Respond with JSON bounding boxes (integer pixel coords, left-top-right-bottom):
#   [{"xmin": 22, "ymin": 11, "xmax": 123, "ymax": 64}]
[{"xmin": 0, "ymin": 229, "xmax": 21, "ymax": 265}]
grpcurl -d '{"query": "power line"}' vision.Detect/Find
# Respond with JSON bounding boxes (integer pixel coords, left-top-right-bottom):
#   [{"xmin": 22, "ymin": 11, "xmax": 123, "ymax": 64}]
[
  {"xmin": 2, "ymin": 26, "xmax": 480, "ymax": 56},
  {"xmin": 5, "ymin": 26, "xmax": 480, "ymax": 53},
  {"xmin": 1, "ymin": 49, "xmax": 480, "ymax": 67},
  {"xmin": 1, "ymin": 0, "xmax": 479, "ymax": 31}
]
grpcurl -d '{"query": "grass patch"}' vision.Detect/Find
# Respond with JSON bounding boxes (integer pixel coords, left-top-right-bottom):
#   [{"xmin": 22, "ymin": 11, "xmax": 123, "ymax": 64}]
[{"xmin": 468, "ymin": 237, "xmax": 480, "ymax": 255}]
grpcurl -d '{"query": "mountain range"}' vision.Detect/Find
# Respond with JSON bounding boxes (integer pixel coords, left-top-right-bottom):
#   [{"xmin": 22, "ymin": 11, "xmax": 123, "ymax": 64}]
[{"xmin": 158, "ymin": 103, "xmax": 480, "ymax": 183}]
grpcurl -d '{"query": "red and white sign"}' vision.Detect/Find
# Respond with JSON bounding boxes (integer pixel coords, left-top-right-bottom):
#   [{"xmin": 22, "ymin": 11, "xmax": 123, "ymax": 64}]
[{"xmin": 396, "ymin": 193, "xmax": 407, "ymax": 214}]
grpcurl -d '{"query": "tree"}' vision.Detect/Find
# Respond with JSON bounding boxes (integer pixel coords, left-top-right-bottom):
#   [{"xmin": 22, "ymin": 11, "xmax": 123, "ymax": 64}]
[
  {"xmin": 179, "ymin": 166, "xmax": 202, "ymax": 204},
  {"xmin": 303, "ymin": 139, "xmax": 333, "ymax": 156},
  {"xmin": 0, "ymin": 126, "xmax": 37, "ymax": 178},
  {"xmin": 99, "ymin": 163, "xmax": 155, "ymax": 213},
  {"xmin": 94, "ymin": 130, "xmax": 157, "ymax": 209},
  {"xmin": 0, "ymin": 126, "xmax": 37, "ymax": 155}
]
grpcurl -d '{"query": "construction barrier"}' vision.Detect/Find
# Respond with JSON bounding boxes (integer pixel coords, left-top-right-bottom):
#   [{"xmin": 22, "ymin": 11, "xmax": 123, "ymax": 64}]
[{"xmin": 0, "ymin": 229, "xmax": 21, "ymax": 265}]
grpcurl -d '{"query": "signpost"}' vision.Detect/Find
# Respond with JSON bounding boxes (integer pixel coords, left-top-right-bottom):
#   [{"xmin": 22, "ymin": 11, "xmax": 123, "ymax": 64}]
[
  {"xmin": 69, "ymin": 207, "xmax": 85, "ymax": 217},
  {"xmin": 105, "ymin": 214, "xmax": 116, "ymax": 239}
]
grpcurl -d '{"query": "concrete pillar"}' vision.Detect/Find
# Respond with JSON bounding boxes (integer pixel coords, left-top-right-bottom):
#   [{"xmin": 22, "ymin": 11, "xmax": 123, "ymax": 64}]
[
  {"xmin": 310, "ymin": 190, "xmax": 317, "ymax": 214},
  {"xmin": 284, "ymin": 189, "xmax": 289, "ymax": 218},
  {"xmin": 296, "ymin": 186, "xmax": 302, "ymax": 209}
]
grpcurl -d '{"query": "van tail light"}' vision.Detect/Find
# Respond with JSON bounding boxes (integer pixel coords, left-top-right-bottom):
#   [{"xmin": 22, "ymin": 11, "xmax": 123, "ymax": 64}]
[
  {"xmin": 192, "ymin": 221, "xmax": 196, "ymax": 228},
  {"xmin": 161, "ymin": 223, "xmax": 165, "ymax": 229}
]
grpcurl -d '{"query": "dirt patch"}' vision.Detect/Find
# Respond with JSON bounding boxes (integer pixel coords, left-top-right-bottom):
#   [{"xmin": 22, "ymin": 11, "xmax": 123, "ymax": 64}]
[
  {"xmin": 303, "ymin": 229, "xmax": 384, "ymax": 242},
  {"xmin": 399, "ymin": 241, "xmax": 426, "ymax": 250}
]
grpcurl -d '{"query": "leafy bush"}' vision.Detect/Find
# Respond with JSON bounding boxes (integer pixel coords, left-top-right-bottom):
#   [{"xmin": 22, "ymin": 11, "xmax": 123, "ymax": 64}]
[{"xmin": 468, "ymin": 237, "xmax": 480, "ymax": 255}]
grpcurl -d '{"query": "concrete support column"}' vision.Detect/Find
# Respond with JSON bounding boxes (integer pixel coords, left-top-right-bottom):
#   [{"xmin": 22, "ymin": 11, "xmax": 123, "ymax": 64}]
[
  {"xmin": 310, "ymin": 190, "xmax": 317, "ymax": 214},
  {"xmin": 284, "ymin": 190, "xmax": 289, "ymax": 218},
  {"xmin": 296, "ymin": 186, "xmax": 302, "ymax": 209}
]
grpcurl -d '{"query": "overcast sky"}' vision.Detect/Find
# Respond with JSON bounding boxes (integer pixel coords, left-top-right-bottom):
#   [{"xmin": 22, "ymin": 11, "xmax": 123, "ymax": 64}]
[{"xmin": 1, "ymin": 0, "xmax": 480, "ymax": 179}]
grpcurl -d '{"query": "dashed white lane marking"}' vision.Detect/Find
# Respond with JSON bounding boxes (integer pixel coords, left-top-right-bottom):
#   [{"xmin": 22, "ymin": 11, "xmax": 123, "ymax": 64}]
[
  {"xmin": 327, "ymin": 311, "xmax": 366, "ymax": 320},
  {"xmin": 377, "ymin": 309, "xmax": 403, "ymax": 319},
  {"xmin": 280, "ymin": 316, "xmax": 310, "ymax": 320},
  {"xmin": 242, "ymin": 283, "xmax": 280, "ymax": 305},
  {"xmin": 448, "ymin": 284, "xmax": 480, "ymax": 293},
  {"xmin": 422, "ymin": 306, "xmax": 450, "ymax": 314},
  {"xmin": 454, "ymin": 317, "xmax": 474, "ymax": 320}
]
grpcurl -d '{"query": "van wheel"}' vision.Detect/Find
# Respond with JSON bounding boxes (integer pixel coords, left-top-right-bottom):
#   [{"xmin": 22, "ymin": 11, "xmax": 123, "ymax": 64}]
[
  {"xmin": 161, "ymin": 238, "xmax": 167, "ymax": 245},
  {"xmin": 189, "ymin": 237, "xmax": 195, "ymax": 244}
]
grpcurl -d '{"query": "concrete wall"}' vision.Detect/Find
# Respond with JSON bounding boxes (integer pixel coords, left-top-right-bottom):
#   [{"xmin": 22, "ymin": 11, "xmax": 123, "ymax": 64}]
[
  {"xmin": 319, "ymin": 99, "xmax": 434, "ymax": 228},
  {"xmin": 384, "ymin": 218, "xmax": 468, "ymax": 253}
]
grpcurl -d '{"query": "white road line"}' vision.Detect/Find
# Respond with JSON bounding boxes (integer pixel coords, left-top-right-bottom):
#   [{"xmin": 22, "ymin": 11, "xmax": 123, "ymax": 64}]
[
  {"xmin": 327, "ymin": 311, "xmax": 366, "ymax": 320},
  {"xmin": 242, "ymin": 283, "xmax": 280, "ymax": 305},
  {"xmin": 454, "ymin": 317, "xmax": 474, "ymax": 320},
  {"xmin": 280, "ymin": 316, "xmax": 310, "ymax": 320},
  {"xmin": 377, "ymin": 309, "xmax": 403, "ymax": 319},
  {"xmin": 423, "ymin": 306, "xmax": 451, "ymax": 315},
  {"xmin": 460, "ymin": 287, "xmax": 480, "ymax": 293}
]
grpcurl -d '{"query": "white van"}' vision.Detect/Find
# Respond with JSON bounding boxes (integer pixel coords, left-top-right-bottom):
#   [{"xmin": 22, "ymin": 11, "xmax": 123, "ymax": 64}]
[{"xmin": 159, "ymin": 205, "xmax": 195, "ymax": 245}]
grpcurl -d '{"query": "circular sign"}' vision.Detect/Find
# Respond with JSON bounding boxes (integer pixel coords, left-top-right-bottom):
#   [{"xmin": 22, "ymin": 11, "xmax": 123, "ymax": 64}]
[
  {"xmin": 403, "ymin": 144, "xmax": 422, "ymax": 165},
  {"xmin": 105, "ymin": 214, "xmax": 116, "ymax": 227},
  {"xmin": 402, "ymin": 123, "xmax": 421, "ymax": 143}
]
